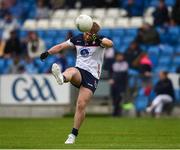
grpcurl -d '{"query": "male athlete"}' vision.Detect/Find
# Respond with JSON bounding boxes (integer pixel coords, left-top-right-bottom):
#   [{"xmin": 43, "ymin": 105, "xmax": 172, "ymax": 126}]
[{"xmin": 40, "ymin": 22, "xmax": 113, "ymax": 144}]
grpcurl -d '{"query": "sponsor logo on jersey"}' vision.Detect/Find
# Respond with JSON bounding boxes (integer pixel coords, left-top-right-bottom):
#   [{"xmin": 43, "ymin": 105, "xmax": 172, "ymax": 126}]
[{"xmin": 80, "ymin": 48, "xmax": 90, "ymax": 57}]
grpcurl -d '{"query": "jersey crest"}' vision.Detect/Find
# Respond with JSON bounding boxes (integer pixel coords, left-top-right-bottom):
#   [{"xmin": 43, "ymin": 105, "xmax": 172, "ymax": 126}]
[{"xmin": 80, "ymin": 48, "xmax": 90, "ymax": 57}]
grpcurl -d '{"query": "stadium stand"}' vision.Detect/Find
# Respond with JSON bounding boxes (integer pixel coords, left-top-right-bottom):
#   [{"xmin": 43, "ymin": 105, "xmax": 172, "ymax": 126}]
[{"xmin": 0, "ymin": 0, "xmax": 179, "ymax": 112}]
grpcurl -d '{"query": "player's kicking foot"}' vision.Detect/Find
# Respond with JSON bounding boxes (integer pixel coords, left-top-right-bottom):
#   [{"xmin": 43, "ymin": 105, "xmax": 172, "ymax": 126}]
[
  {"xmin": 65, "ymin": 134, "xmax": 76, "ymax": 144},
  {"xmin": 51, "ymin": 63, "xmax": 64, "ymax": 85}
]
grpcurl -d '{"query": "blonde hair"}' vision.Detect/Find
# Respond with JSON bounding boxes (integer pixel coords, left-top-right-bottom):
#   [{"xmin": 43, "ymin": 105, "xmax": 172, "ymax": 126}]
[{"xmin": 90, "ymin": 22, "xmax": 100, "ymax": 34}]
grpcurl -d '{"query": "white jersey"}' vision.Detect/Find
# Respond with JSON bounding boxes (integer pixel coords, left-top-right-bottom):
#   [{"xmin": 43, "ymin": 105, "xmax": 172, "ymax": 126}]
[{"xmin": 66, "ymin": 34, "xmax": 105, "ymax": 79}]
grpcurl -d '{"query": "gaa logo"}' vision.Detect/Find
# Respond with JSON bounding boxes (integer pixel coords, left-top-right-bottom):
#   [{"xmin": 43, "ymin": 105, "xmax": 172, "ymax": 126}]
[
  {"xmin": 12, "ymin": 77, "xmax": 56, "ymax": 101},
  {"xmin": 80, "ymin": 48, "xmax": 90, "ymax": 57}
]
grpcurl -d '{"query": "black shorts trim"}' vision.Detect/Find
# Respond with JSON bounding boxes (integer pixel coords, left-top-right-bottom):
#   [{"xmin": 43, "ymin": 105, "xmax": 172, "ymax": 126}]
[{"xmin": 72, "ymin": 67, "xmax": 99, "ymax": 93}]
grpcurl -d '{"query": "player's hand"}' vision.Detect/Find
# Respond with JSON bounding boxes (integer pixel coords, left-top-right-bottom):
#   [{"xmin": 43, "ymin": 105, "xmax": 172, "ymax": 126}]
[
  {"xmin": 40, "ymin": 51, "xmax": 49, "ymax": 61},
  {"xmin": 91, "ymin": 34, "xmax": 99, "ymax": 41},
  {"xmin": 91, "ymin": 34, "xmax": 98, "ymax": 41},
  {"xmin": 91, "ymin": 34, "xmax": 102, "ymax": 45}
]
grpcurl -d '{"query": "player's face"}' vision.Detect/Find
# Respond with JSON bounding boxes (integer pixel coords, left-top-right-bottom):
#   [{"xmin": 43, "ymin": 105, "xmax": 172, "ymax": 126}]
[{"xmin": 84, "ymin": 32, "xmax": 92, "ymax": 42}]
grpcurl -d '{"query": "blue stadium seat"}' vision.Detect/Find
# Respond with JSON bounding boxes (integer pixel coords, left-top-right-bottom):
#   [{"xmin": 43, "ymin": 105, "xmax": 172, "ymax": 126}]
[
  {"xmin": 140, "ymin": 44, "xmax": 148, "ymax": 52},
  {"xmin": 0, "ymin": 29, "xmax": 2, "ymax": 37},
  {"xmin": 148, "ymin": 46, "xmax": 160, "ymax": 66},
  {"xmin": 9, "ymin": 3, "xmax": 23, "ymax": 20},
  {"xmin": 128, "ymin": 76, "xmax": 142, "ymax": 88},
  {"xmin": 46, "ymin": 56, "xmax": 57, "ymax": 65},
  {"xmin": 112, "ymin": 28, "xmax": 124, "ymax": 37},
  {"xmin": 148, "ymin": 90, "xmax": 156, "ymax": 102},
  {"xmin": 148, "ymin": 46, "xmax": 160, "ymax": 55},
  {"xmin": 27, "ymin": 5, "xmax": 36, "ymax": 18},
  {"xmin": 112, "ymin": 37, "xmax": 121, "ymax": 50},
  {"xmin": 134, "ymin": 95, "xmax": 149, "ymax": 111},
  {"xmin": 44, "ymin": 37, "xmax": 54, "ymax": 49},
  {"xmin": 0, "ymin": 58, "xmax": 5, "ymax": 74},
  {"xmin": 34, "ymin": 58, "xmax": 46, "ymax": 73},
  {"xmin": 168, "ymin": 26, "xmax": 180, "ymax": 44},
  {"xmin": 125, "ymin": 28, "xmax": 138, "ymax": 38},
  {"xmin": 175, "ymin": 90, "xmax": 180, "ymax": 103},
  {"xmin": 122, "ymin": 36, "xmax": 134, "ymax": 45},
  {"xmin": 99, "ymin": 29, "xmax": 111, "ymax": 38},
  {"xmin": 152, "ymin": 77, "xmax": 159, "ymax": 85},
  {"xmin": 156, "ymin": 27, "xmax": 169, "ymax": 44},
  {"xmin": 153, "ymin": 65, "xmax": 169, "ymax": 73},
  {"xmin": 149, "ymin": 0, "xmax": 159, "ymax": 6},
  {"xmin": 54, "ymin": 37, "xmax": 65, "ymax": 45},
  {"xmin": 43, "ymin": 56, "xmax": 59, "ymax": 73},
  {"xmin": 118, "ymin": 44, "xmax": 129, "ymax": 53},
  {"xmin": 165, "ymin": 0, "xmax": 175, "ymax": 6},
  {"xmin": 160, "ymin": 44, "xmax": 174, "ymax": 56},
  {"xmin": 58, "ymin": 30, "xmax": 69, "ymax": 38},
  {"xmin": 73, "ymin": 29, "xmax": 81, "ymax": 36},
  {"xmin": 168, "ymin": 26, "xmax": 179, "ymax": 35},
  {"xmin": 46, "ymin": 30, "xmax": 59, "ymax": 38},
  {"xmin": 25, "ymin": 63, "xmax": 38, "ymax": 74},
  {"xmin": 128, "ymin": 76, "xmax": 136, "ymax": 88},
  {"xmin": 175, "ymin": 45, "xmax": 180, "ymax": 53},
  {"xmin": 149, "ymin": 54, "xmax": 158, "ymax": 66},
  {"xmin": 158, "ymin": 56, "xmax": 172, "ymax": 66},
  {"xmin": 19, "ymin": 30, "xmax": 28, "ymax": 39},
  {"xmin": 138, "ymin": 88, "xmax": 145, "ymax": 96},
  {"xmin": 66, "ymin": 55, "xmax": 76, "ymax": 67},
  {"xmin": 169, "ymin": 65, "xmax": 178, "ymax": 73},
  {"xmin": 36, "ymin": 30, "xmax": 46, "ymax": 38},
  {"xmin": 173, "ymin": 56, "xmax": 180, "ymax": 66},
  {"xmin": 3, "ymin": 58, "xmax": 13, "ymax": 74},
  {"xmin": 128, "ymin": 69, "xmax": 139, "ymax": 76}
]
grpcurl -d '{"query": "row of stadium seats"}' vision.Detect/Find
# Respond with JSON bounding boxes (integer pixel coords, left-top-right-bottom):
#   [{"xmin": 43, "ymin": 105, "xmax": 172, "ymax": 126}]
[
  {"xmin": 22, "ymin": 3, "xmax": 175, "ymax": 29},
  {"xmin": 18, "ymin": 26, "xmax": 180, "ymax": 48},
  {"xmin": 50, "ymin": 7, "xmax": 172, "ymax": 19},
  {"xmin": 22, "ymin": 17, "xmax": 154, "ymax": 29},
  {"xmin": 1, "ymin": 26, "xmax": 180, "ymax": 74},
  {"xmin": 147, "ymin": 0, "xmax": 175, "ymax": 7},
  {"xmin": 51, "ymin": 8, "xmax": 128, "ymax": 19},
  {"xmin": 0, "ymin": 50, "xmax": 179, "ymax": 75},
  {"xmin": 4, "ymin": 0, "xmax": 175, "ymax": 22}
]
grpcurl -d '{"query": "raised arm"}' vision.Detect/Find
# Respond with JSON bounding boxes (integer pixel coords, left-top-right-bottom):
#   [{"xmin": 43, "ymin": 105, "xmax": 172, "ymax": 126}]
[
  {"xmin": 40, "ymin": 41, "xmax": 73, "ymax": 60},
  {"xmin": 101, "ymin": 38, "xmax": 113, "ymax": 48},
  {"xmin": 91, "ymin": 34, "xmax": 113, "ymax": 48},
  {"xmin": 48, "ymin": 42, "xmax": 71, "ymax": 54}
]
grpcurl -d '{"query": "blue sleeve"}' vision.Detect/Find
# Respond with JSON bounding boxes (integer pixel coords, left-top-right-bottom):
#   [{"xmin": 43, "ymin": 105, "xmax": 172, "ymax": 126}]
[{"xmin": 70, "ymin": 36, "xmax": 76, "ymax": 45}]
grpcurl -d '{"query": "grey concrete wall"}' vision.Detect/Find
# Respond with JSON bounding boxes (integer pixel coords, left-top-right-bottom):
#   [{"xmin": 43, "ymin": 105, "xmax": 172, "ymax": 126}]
[{"xmin": 0, "ymin": 105, "xmax": 71, "ymax": 118}]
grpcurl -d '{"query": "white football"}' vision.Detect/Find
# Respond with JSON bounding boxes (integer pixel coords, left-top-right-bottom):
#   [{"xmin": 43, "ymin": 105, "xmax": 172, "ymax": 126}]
[{"xmin": 75, "ymin": 14, "xmax": 93, "ymax": 32}]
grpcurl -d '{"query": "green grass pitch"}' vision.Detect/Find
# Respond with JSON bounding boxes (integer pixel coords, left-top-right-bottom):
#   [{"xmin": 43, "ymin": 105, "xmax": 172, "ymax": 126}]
[{"xmin": 0, "ymin": 117, "xmax": 180, "ymax": 149}]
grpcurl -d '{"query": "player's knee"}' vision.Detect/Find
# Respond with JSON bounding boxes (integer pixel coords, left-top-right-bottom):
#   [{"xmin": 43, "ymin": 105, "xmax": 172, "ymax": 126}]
[
  {"xmin": 66, "ymin": 67, "xmax": 78, "ymax": 75},
  {"xmin": 77, "ymin": 100, "xmax": 86, "ymax": 111}
]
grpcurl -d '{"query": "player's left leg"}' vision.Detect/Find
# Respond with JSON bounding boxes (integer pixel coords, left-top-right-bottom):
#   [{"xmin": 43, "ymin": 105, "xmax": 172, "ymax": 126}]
[
  {"xmin": 74, "ymin": 86, "xmax": 93, "ymax": 129},
  {"xmin": 65, "ymin": 86, "xmax": 93, "ymax": 144}
]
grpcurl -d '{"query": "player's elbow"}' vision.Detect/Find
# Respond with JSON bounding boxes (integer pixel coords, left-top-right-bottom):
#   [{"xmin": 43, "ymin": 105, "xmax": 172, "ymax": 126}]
[
  {"xmin": 102, "ymin": 38, "xmax": 113, "ymax": 48},
  {"xmin": 107, "ymin": 40, "xmax": 113, "ymax": 47}
]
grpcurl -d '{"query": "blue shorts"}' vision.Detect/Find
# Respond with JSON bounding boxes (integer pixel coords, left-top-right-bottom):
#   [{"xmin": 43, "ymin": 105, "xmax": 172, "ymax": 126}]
[{"xmin": 73, "ymin": 67, "xmax": 99, "ymax": 93}]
